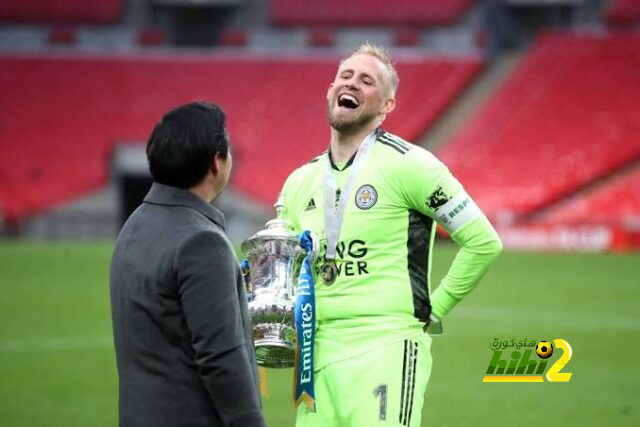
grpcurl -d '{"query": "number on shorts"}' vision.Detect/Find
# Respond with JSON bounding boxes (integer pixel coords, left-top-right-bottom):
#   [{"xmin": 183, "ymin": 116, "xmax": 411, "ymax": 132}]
[{"xmin": 373, "ymin": 384, "xmax": 387, "ymax": 420}]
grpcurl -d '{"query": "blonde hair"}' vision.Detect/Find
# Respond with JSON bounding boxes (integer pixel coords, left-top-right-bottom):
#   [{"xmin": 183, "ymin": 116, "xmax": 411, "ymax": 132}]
[{"xmin": 343, "ymin": 42, "xmax": 399, "ymax": 97}]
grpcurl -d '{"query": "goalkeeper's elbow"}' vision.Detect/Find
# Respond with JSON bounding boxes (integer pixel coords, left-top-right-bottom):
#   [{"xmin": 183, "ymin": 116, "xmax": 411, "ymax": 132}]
[
  {"xmin": 469, "ymin": 232, "xmax": 503, "ymax": 259},
  {"xmin": 488, "ymin": 235, "xmax": 503, "ymax": 259}
]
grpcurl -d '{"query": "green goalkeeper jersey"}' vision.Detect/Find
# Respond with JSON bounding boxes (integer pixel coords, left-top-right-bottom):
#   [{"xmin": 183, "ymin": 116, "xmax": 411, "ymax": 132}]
[{"xmin": 281, "ymin": 129, "xmax": 502, "ymax": 369}]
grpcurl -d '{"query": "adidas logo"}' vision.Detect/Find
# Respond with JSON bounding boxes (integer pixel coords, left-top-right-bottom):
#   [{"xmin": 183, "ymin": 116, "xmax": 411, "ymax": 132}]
[{"xmin": 305, "ymin": 198, "xmax": 317, "ymax": 211}]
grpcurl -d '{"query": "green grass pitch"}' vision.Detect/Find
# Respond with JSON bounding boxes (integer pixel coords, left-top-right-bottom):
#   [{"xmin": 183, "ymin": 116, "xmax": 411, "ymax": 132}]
[{"xmin": 0, "ymin": 241, "xmax": 638, "ymax": 426}]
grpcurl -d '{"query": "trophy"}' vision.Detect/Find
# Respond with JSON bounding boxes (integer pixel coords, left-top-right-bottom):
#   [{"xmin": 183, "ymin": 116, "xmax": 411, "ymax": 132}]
[{"xmin": 241, "ymin": 196, "xmax": 315, "ymax": 368}]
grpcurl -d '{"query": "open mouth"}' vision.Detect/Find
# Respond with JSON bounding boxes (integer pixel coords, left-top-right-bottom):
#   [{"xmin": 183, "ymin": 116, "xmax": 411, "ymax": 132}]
[{"xmin": 337, "ymin": 93, "xmax": 360, "ymax": 109}]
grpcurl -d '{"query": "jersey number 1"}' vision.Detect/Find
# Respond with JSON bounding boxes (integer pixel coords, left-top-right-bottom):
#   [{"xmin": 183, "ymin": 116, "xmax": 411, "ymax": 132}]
[{"xmin": 373, "ymin": 384, "xmax": 388, "ymax": 420}]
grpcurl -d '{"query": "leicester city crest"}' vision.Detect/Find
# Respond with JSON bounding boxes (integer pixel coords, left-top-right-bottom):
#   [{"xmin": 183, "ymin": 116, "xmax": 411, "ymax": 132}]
[{"xmin": 355, "ymin": 184, "xmax": 378, "ymax": 210}]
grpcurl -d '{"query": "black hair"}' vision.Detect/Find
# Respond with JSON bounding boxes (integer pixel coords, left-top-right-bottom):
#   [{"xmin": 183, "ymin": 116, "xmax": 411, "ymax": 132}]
[{"xmin": 146, "ymin": 102, "xmax": 229, "ymax": 189}]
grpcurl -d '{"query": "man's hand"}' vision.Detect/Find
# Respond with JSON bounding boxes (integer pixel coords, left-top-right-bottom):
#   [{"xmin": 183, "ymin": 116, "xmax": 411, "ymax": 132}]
[
  {"xmin": 239, "ymin": 259, "xmax": 252, "ymax": 301},
  {"xmin": 425, "ymin": 313, "xmax": 443, "ymax": 335}
]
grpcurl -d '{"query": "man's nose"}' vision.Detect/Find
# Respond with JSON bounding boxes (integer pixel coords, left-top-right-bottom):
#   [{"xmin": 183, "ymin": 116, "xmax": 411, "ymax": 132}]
[{"xmin": 344, "ymin": 79, "xmax": 358, "ymax": 90}]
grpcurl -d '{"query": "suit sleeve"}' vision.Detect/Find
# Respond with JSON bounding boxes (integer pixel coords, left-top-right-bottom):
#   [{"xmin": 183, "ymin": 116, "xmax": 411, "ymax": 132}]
[
  {"xmin": 396, "ymin": 146, "xmax": 503, "ymax": 318},
  {"xmin": 175, "ymin": 231, "xmax": 266, "ymax": 427}
]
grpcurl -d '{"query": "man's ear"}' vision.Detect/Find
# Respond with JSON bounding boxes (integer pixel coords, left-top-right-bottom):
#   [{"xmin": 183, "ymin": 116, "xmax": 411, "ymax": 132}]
[
  {"xmin": 327, "ymin": 83, "xmax": 334, "ymax": 101},
  {"xmin": 381, "ymin": 97, "xmax": 396, "ymax": 115},
  {"xmin": 210, "ymin": 154, "xmax": 220, "ymax": 176}
]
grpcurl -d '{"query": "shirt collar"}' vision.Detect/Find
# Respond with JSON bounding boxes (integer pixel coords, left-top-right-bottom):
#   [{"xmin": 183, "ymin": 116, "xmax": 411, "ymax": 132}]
[
  {"xmin": 328, "ymin": 127, "xmax": 382, "ymax": 171},
  {"xmin": 143, "ymin": 182, "xmax": 226, "ymax": 229}
]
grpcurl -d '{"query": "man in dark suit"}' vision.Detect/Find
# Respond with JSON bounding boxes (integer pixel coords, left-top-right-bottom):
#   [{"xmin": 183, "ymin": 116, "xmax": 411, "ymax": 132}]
[{"xmin": 110, "ymin": 102, "xmax": 266, "ymax": 427}]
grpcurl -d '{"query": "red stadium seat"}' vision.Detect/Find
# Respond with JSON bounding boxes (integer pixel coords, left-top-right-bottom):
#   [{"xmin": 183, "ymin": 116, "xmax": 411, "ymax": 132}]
[
  {"xmin": 137, "ymin": 28, "xmax": 167, "ymax": 47},
  {"xmin": 48, "ymin": 26, "xmax": 77, "ymax": 45},
  {"xmin": 0, "ymin": 0, "xmax": 123, "ymax": 24},
  {"xmin": 536, "ymin": 168, "xmax": 640, "ymax": 227},
  {"xmin": 0, "ymin": 54, "xmax": 482, "ymax": 224},
  {"xmin": 438, "ymin": 32, "xmax": 640, "ymax": 221},
  {"xmin": 393, "ymin": 28, "xmax": 421, "ymax": 47},
  {"xmin": 271, "ymin": 0, "xmax": 474, "ymax": 27},
  {"xmin": 219, "ymin": 30, "xmax": 248, "ymax": 47},
  {"xmin": 603, "ymin": 0, "xmax": 640, "ymax": 26},
  {"xmin": 307, "ymin": 29, "xmax": 335, "ymax": 47}
]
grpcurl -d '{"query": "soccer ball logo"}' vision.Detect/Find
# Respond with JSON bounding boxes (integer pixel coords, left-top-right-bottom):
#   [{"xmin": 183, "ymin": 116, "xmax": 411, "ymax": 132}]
[{"xmin": 536, "ymin": 341, "xmax": 554, "ymax": 359}]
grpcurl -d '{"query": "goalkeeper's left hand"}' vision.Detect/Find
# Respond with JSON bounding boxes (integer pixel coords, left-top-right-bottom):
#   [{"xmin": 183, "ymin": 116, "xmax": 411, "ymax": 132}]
[{"xmin": 425, "ymin": 313, "xmax": 443, "ymax": 335}]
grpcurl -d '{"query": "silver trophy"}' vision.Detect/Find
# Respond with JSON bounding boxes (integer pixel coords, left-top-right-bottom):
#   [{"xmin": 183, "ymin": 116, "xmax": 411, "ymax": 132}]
[{"xmin": 241, "ymin": 196, "xmax": 316, "ymax": 368}]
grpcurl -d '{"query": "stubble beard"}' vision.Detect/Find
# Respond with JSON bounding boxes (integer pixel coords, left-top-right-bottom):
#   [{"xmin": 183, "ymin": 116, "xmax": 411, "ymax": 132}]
[{"xmin": 327, "ymin": 103, "xmax": 377, "ymax": 134}]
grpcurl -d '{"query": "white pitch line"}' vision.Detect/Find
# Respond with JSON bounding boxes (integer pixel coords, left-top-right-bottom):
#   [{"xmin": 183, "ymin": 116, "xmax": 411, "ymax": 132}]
[
  {"xmin": 0, "ymin": 336, "xmax": 113, "ymax": 353},
  {"xmin": 1, "ymin": 306, "xmax": 638, "ymax": 354}
]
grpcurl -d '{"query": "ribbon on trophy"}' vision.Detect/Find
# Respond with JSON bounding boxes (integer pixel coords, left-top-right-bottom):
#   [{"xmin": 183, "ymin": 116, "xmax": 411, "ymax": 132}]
[{"xmin": 293, "ymin": 230, "xmax": 317, "ymax": 412}]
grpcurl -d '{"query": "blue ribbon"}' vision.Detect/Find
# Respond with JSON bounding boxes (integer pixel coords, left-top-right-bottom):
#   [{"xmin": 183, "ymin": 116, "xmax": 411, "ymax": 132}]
[{"xmin": 294, "ymin": 230, "xmax": 316, "ymax": 412}]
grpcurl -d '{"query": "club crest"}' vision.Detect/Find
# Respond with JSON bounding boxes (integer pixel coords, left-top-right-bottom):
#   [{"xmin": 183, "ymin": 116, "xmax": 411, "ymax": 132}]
[{"xmin": 355, "ymin": 184, "xmax": 377, "ymax": 210}]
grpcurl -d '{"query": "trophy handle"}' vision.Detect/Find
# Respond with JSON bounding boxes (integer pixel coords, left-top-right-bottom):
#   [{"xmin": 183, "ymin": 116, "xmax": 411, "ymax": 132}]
[
  {"xmin": 308, "ymin": 231, "xmax": 320, "ymax": 260},
  {"xmin": 292, "ymin": 251, "xmax": 304, "ymax": 286}
]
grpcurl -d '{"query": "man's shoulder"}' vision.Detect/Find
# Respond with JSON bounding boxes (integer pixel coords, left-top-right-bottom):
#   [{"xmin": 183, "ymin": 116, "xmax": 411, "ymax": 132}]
[
  {"xmin": 376, "ymin": 130, "xmax": 414, "ymax": 156},
  {"xmin": 298, "ymin": 151, "xmax": 326, "ymax": 171},
  {"xmin": 304, "ymin": 151, "xmax": 326, "ymax": 166},
  {"xmin": 284, "ymin": 152, "xmax": 325, "ymax": 187},
  {"xmin": 376, "ymin": 130, "xmax": 442, "ymax": 169},
  {"xmin": 122, "ymin": 202, "xmax": 225, "ymax": 245}
]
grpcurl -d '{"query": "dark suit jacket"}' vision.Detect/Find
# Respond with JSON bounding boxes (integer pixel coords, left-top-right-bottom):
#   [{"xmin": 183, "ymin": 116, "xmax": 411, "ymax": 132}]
[{"xmin": 110, "ymin": 183, "xmax": 266, "ymax": 427}]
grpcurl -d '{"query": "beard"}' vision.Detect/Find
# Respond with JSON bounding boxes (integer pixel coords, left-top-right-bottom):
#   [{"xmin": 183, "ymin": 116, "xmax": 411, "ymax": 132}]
[{"xmin": 327, "ymin": 102, "xmax": 378, "ymax": 134}]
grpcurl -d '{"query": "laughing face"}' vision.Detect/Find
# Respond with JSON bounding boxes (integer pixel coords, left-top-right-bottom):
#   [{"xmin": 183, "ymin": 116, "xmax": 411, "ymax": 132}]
[{"xmin": 327, "ymin": 53, "xmax": 396, "ymax": 134}]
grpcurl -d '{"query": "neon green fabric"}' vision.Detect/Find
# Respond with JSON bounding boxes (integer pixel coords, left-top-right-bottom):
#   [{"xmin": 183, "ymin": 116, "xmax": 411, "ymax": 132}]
[
  {"xmin": 430, "ymin": 217, "xmax": 503, "ymax": 318},
  {"xmin": 280, "ymin": 130, "xmax": 501, "ymax": 369},
  {"xmin": 296, "ymin": 336, "xmax": 432, "ymax": 427}
]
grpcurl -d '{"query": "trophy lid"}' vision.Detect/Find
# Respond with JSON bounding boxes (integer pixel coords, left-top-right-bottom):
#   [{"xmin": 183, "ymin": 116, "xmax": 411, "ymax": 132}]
[{"xmin": 241, "ymin": 194, "xmax": 299, "ymax": 252}]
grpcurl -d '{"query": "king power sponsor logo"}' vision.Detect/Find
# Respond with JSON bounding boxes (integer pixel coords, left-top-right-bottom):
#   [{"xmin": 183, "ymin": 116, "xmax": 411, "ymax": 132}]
[
  {"xmin": 483, "ymin": 338, "xmax": 573, "ymax": 383},
  {"xmin": 317, "ymin": 239, "xmax": 369, "ymax": 278}
]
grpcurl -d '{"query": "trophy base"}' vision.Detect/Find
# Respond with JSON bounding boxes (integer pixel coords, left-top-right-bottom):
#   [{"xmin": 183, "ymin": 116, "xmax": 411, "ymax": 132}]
[
  {"xmin": 253, "ymin": 323, "xmax": 296, "ymax": 368},
  {"xmin": 255, "ymin": 342, "xmax": 295, "ymax": 368}
]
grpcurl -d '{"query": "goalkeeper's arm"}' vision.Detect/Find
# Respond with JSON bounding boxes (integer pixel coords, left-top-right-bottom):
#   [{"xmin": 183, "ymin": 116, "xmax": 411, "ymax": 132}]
[{"xmin": 430, "ymin": 214, "xmax": 503, "ymax": 319}]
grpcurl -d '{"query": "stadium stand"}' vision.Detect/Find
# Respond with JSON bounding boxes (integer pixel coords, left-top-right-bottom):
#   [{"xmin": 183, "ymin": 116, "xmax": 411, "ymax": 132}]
[
  {"xmin": 497, "ymin": 167, "xmax": 640, "ymax": 251},
  {"xmin": 270, "ymin": 0, "xmax": 474, "ymax": 27},
  {"xmin": 438, "ymin": 32, "xmax": 640, "ymax": 221},
  {"xmin": 307, "ymin": 29, "xmax": 335, "ymax": 48},
  {"xmin": 603, "ymin": 0, "xmax": 640, "ymax": 26},
  {"xmin": 0, "ymin": 54, "xmax": 481, "ymax": 225},
  {"xmin": 136, "ymin": 27, "xmax": 167, "ymax": 47},
  {"xmin": 48, "ymin": 26, "xmax": 77, "ymax": 45},
  {"xmin": 535, "ymin": 168, "xmax": 640, "ymax": 227},
  {"xmin": 393, "ymin": 28, "xmax": 421, "ymax": 47},
  {"xmin": 0, "ymin": 0, "xmax": 123, "ymax": 24},
  {"xmin": 219, "ymin": 30, "xmax": 248, "ymax": 47}
]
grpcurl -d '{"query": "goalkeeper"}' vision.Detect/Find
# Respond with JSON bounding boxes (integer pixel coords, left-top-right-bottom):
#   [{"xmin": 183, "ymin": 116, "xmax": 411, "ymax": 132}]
[{"xmin": 280, "ymin": 43, "xmax": 502, "ymax": 427}]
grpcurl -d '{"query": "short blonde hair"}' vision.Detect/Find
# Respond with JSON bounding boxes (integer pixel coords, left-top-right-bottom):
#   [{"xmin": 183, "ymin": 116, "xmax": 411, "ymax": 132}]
[{"xmin": 343, "ymin": 42, "xmax": 399, "ymax": 97}]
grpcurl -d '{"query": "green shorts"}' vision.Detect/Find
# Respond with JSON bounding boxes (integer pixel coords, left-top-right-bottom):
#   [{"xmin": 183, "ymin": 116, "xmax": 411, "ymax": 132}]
[{"xmin": 296, "ymin": 335, "xmax": 432, "ymax": 427}]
